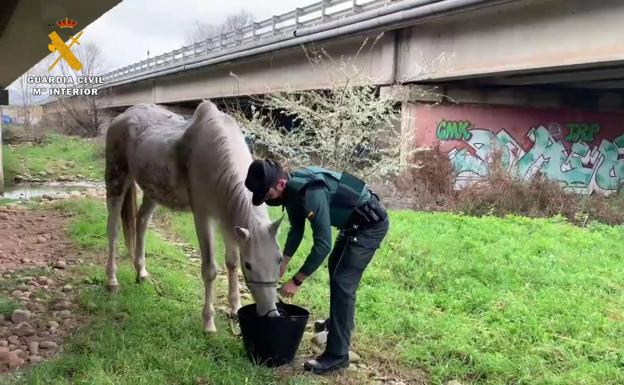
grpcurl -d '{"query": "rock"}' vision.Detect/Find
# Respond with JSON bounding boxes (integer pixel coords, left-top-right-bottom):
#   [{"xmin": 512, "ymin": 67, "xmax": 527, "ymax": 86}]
[
  {"xmin": 0, "ymin": 347, "xmax": 7, "ymax": 353},
  {"xmin": 42, "ymin": 194, "xmax": 54, "ymax": 201},
  {"xmin": 70, "ymin": 191, "xmax": 82, "ymax": 199},
  {"xmin": 13, "ymin": 322, "xmax": 35, "ymax": 337},
  {"xmin": 348, "ymin": 351, "xmax": 361, "ymax": 363},
  {"xmin": 38, "ymin": 331, "xmax": 50, "ymax": 337},
  {"xmin": 0, "ymin": 350, "xmax": 24, "ymax": 368},
  {"xmin": 52, "ymin": 301, "xmax": 71, "ymax": 311},
  {"xmin": 313, "ymin": 331, "xmax": 328, "ymax": 346},
  {"xmin": 11, "ymin": 309, "xmax": 31, "ymax": 323},
  {"xmin": 37, "ymin": 235, "xmax": 47, "ymax": 244},
  {"xmin": 62, "ymin": 284, "xmax": 73, "ymax": 292},
  {"xmin": 11, "ymin": 289, "xmax": 23, "ymax": 298},
  {"xmin": 57, "ymin": 310, "xmax": 72, "ymax": 318},
  {"xmin": 29, "ymin": 355, "xmax": 44, "ymax": 363},
  {"xmin": 47, "ymin": 321, "xmax": 59, "ymax": 329},
  {"xmin": 12, "ymin": 349, "xmax": 26, "ymax": 359},
  {"xmin": 39, "ymin": 341, "xmax": 58, "ymax": 350},
  {"xmin": 28, "ymin": 341, "xmax": 39, "ymax": 355},
  {"xmin": 54, "ymin": 260, "xmax": 67, "ymax": 269},
  {"xmin": 445, "ymin": 381, "xmax": 463, "ymax": 385},
  {"xmin": 0, "ymin": 213, "xmax": 9, "ymax": 220},
  {"xmin": 115, "ymin": 312, "xmax": 129, "ymax": 321},
  {"xmin": 38, "ymin": 277, "xmax": 54, "ymax": 286},
  {"xmin": 7, "ymin": 335, "xmax": 19, "ymax": 345},
  {"xmin": 57, "ymin": 193, "xmax": 70, "ymax": 200},
  {"xmin": 0, "ymin": 340, "xmax": 7, "ymax": 347}
]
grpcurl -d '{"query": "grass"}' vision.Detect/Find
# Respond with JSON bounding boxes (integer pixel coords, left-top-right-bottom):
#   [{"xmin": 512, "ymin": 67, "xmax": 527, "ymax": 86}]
[
  {"xmin": 0, "ymin": 298, "xmax": 20, "ymax": 319},
  {"xmin": 4, "ymin": 200, "xmax": 624, "ymax": 384},
  {"xmin": 2, "ymin": 133, "xmax": 104, "ymax": 184}
]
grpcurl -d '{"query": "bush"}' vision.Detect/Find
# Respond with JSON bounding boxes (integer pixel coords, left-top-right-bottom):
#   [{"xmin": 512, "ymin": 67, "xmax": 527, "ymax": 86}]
[{"xmin": 393, "ymin": 145, "xmax": 624, "ymax": 226}]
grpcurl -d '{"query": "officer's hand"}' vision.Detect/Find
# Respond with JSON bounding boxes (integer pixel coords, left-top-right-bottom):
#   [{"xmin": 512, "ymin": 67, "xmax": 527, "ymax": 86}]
[
  {"xmin": 279, "ymin": 257, "xmax": 290, "ymax": 279},
  {"xmin": 279, "ymin": 279, "xmax": 300, "ymax": 298}
]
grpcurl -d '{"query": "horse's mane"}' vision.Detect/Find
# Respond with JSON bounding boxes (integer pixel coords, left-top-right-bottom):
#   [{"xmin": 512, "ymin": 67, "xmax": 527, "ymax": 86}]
[{"xmin": 178, "ymin": 100, "xmax": 270, "ymax": 231}]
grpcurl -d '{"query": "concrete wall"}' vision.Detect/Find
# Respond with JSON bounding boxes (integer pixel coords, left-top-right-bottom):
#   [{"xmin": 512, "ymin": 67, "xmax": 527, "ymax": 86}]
[
  {"xmin": 404, "ymin": 102, "xmax": 624, "ymax": 194},
  {"xmin": 100, "ymin": 32, "xmax": 396, "ymax": 108},
  {"xmin": 397, "ymin": 0, "xmax": 624, "ymax": 82}
]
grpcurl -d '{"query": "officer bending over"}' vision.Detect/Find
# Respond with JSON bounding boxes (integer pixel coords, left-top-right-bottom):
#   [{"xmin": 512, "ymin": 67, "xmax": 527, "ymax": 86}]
[{"xmin": 244, "ymin": 159, "xmax": 389, "ymax": 375}]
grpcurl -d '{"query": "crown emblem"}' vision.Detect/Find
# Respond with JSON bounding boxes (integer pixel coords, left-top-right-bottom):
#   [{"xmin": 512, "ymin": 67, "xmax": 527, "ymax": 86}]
[{"xmin": 56, "ymin": 17, "xmax": 77, "ymax": 29}]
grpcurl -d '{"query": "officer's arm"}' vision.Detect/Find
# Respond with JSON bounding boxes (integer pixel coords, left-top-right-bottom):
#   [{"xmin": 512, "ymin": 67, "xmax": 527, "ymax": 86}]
[
  {"xmin": 297, "ymin": 186, "xmax": 332, "ymax": 278},
  {"xmin": 283, "ymin": 205, "xmax": 305, "ymax": 258}
]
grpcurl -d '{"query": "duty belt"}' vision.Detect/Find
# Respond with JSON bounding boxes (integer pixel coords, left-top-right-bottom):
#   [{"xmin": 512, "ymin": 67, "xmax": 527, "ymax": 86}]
[{"xmin": 345, "ymin": 192, "xmax": 387, "ymax": 231}]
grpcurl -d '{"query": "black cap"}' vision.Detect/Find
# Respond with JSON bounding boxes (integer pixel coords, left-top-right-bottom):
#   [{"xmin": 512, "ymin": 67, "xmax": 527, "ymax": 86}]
[{"xmin": 245, "ymin": 159, "xmax": 283, "ymax": 206}]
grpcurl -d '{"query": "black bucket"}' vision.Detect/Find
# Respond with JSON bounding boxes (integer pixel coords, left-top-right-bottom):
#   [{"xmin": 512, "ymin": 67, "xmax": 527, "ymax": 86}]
[{"xmin": 237, "ymin": 302, "xmax": 309, "ymax": 367}]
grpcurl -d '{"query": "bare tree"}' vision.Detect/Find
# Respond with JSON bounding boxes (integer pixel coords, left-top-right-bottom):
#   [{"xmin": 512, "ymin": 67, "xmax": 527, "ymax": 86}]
[
  {"xmin": 55, "ymin": 42, "xmax": 111, "ymax": 137},
  {"xmin": 184, "ymin": 10, "xmax": 254, "ymax": 45}
]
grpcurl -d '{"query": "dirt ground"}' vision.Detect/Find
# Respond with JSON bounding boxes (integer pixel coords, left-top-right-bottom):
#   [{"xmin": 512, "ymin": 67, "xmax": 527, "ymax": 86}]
[
  {"xmin": 0, "ymin": 206, "xmax": 86, "ymax": 373},
  {"xmin": 0, "ymin": 206, "xmax": 76, "ymax": 273}
]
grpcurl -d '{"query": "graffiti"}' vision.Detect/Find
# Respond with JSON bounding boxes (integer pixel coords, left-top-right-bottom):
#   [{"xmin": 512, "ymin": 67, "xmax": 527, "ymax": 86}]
[
  {"xmin": 436, "ymin": 120, "xmax": 472, "ymax": 141},
  {"xmin": 565, "ymin": 123, "xmax": 600, "ymax": 143},
  {"xmin": 446, "ymin": 123, "xmax": 624, "ymax": 194}
]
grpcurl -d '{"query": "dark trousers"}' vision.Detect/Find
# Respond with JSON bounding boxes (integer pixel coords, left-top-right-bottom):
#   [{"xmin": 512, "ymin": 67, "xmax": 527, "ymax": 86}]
[{"xmin": 325, "ymin": 216, "xmax": 389, "ymax": 356}]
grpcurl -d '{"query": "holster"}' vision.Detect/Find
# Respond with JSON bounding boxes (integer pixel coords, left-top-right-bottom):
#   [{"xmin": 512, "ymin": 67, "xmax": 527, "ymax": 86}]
[{"xmin": 345, "ymin": 192, "xmax": 387, "ymax": 232}]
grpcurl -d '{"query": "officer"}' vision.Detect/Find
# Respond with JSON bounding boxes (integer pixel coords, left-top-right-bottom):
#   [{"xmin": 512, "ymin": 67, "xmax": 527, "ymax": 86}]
[{"xmin": 244, "ymin": 159, "xmax": 389, "ymax": 374}]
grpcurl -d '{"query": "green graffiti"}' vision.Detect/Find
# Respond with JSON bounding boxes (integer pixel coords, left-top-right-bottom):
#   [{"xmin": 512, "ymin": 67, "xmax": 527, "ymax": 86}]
[
  {"xmin": 436, "ymin": 120, "xmax": 472, "ymax": 141},
  {"xmin": 565, "ymin": 123, "xmax": 600, "ymax": 143},
  {"xmin": 446, "ymin": 125, "xmax": 624, "ymax": 194}
]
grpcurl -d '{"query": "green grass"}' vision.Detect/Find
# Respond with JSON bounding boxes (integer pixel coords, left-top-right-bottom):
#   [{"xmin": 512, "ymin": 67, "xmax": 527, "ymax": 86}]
[
  {"xmin": 0, "ymin": 298, "xmax": 20, "ymax": 319},
  {"xmin": 6, "ymin": 200, "xmax": 316, "ymax": 385},
  {"xmin": 169, "ymin": 209, "xmax": 624, "ymax": 385},
  {"xmin": 6, "ymin": 200, "xmax": 624, "ymax": 384},
  {"xmin": 2, "ymin": 133, "xmax": 104, "ymax": 184}
]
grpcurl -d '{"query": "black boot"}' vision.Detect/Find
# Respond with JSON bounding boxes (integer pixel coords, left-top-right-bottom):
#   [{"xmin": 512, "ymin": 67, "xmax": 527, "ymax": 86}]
[
  {"xmin": 314, "ymin": 318, "xmax": 329, "ymax": 333},
  {"xmin": 303, "ymin": 352, "xmax": 349, "ymax": 375}
]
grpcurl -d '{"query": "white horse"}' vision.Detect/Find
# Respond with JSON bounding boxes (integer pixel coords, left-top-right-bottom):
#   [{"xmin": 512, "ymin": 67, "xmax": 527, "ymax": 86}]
[{"xmin": 104, "ymin": 100, "xmax": 282, "ymax": 332}]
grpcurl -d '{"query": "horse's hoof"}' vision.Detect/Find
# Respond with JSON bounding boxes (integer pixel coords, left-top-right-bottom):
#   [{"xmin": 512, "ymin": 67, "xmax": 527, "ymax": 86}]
[
  {"xmin": 106, "ymin": 284, "xmax": 120, "ymax": 293},
  {"xmin": 135, "ymin": 275, "xmax": 149, "ymax": 284},
  {"xmin": 203, "ymin": 321, "xmax": 217, "ymax": 334}
]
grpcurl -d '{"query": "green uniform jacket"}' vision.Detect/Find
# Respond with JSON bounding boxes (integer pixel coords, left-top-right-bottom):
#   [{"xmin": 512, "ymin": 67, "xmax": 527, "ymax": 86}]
[{"xmin": 282, "ymin": 167, "xmax": 371, "ymax": 276}]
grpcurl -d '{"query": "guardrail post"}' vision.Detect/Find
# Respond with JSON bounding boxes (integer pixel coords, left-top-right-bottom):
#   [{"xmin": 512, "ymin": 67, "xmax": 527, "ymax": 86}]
[
  {"xmin": 235, "ymin": 28, "xmax": 243, "ymax": 45},
  {"xmin": 295, "ymin": 8, "xmax": 303, "ymax": 28},
  {"xmin": 252, "ymin": 22, "xmax": 258, "ymax": 39},
  {"xmin": 321, "ymin": 0, "xmax": 329, "ymax": 21},
  {"xmin": 352, "ymin": 0, "xmax": 361, "ymax": 13},
  {"xmin": 272, "ymin": 16, "xmax": 279, "ymax": 34}
]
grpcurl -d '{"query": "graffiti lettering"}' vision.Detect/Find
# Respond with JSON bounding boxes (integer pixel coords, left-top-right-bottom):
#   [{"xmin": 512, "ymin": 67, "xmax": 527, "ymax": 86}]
[
  {"xmin": 445, "ymin": 124, "xmax": 624, "ymax": 194},
  {"xmin": 565, "ymin": 123, "xmax": 600, "ymax": 143},
  {"xmin": 436, "ymin": 120, "xmax": 472, "ymax": 141}
]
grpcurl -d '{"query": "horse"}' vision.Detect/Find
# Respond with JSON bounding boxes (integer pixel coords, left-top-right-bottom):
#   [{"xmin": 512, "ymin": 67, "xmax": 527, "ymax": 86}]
[{"xmin": 104, "ymin": 100, "xmax": 283, "ymax": 332}]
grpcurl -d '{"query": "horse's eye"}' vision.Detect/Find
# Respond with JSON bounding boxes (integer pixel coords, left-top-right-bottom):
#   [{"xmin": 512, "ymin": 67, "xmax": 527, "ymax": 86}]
[{"xmin": 244, "ymin": 262, "xmax": 252, "ymax": 270}]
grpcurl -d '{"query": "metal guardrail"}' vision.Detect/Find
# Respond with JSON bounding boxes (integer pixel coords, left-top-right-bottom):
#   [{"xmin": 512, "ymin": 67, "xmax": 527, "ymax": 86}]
[{"xmin": 101, "ymin": 0, "xmax": 408, "ymax": 83}]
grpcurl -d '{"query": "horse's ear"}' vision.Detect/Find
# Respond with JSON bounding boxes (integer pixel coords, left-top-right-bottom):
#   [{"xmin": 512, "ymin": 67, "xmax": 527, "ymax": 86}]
[
  {"xmin": 235, "ymin": 226, "xmax": 251, "ymax": 241},
  {"xmin": 268, "ymin": 215, "xmax": 284, "ymax": 236}
]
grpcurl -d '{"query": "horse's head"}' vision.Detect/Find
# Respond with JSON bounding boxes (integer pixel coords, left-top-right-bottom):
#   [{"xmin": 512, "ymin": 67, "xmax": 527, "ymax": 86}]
[{"xmin": 234, "ymin": 215, "xmax": 283, "ymax": 316}]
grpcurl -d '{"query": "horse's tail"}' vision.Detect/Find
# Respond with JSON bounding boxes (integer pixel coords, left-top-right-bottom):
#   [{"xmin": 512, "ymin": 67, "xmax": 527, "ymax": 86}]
[{"xmin": 121, "ymin": 182, "xmax": 137, "ymax": 258}]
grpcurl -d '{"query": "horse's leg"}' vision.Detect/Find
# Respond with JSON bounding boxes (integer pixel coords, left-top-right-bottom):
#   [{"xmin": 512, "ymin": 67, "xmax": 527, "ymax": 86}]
[
  {"xmin": 224, "ymin": 236, "xmax": 241, "ymax": 317},
  {"xmin": 134, "ymin": 195, "xmax": 156, "ymax": 283},
  {"xmin": 105, "ymin": 179, "xmax": 130, "ymax": 292},
  {"xmin": 193, "ymin": 211, "xmax": 218, "ymax": 333}
]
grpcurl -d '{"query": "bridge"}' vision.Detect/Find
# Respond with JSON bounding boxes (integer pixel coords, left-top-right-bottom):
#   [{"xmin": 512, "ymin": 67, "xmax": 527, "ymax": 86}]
[
  {"xmin": 38, "ymin": 0, "xmax": 624, "ymax": 110},
  {"xmin": 36, "ymin": 0, "xmax": 624, "ymax": 193}
]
